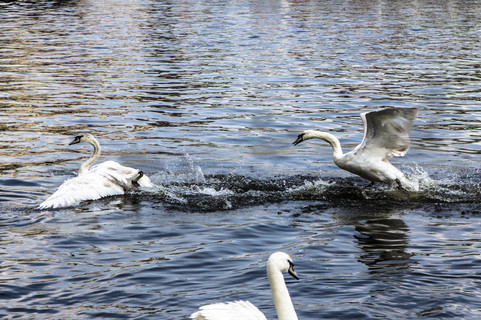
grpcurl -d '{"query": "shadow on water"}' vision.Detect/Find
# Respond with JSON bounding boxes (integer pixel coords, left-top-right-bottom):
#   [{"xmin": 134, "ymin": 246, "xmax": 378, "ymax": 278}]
[{"xmin": 354, "ymin": 217, "xmax": 412, "ymax": 272}]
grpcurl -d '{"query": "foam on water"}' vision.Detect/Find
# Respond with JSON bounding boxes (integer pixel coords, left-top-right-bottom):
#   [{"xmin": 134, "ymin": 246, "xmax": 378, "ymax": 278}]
[{"xmin": 128, "ymin": 161, "xmax": 481, "ymax": 213}]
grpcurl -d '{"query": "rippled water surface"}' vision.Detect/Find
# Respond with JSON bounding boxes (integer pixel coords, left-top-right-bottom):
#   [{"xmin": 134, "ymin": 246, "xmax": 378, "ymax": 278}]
[{"xmin": 1, "ymin": 0, "xmax": 481, "ymax": 319}]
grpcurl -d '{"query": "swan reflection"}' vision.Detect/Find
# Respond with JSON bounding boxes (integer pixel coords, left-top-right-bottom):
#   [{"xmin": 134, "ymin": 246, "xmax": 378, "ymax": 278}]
[{"xmin": 354, "ymin": 218, "xmax": 413, "ymax": 272}]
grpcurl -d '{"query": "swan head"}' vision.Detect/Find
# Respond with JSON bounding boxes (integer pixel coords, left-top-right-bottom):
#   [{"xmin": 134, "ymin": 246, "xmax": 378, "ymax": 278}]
[
  {"xmin": 69, "ymin": 133, "xmax": 96, "ymax": 146},
  {"xmin": 268, "ymin": 252, "xmax": 299, "ymax": 280},
  {"xmin": 292, "ymin": 130, "xmax": 320, "ymax": 146}
]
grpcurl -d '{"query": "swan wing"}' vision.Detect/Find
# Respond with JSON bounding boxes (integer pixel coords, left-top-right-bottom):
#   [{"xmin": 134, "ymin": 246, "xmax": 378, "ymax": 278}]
[
  {"xmin": 39, "ymin": 161, "xmax": 153, "ymax": 209},
  {"xmin": 191, "ymin": 300, "xmax": 267, "ymax": 320},
  {"xmin": 356, "ymin": 107, "xmax": 418, "ymax": 159},
  {"xmin": 38, "ymin": 171, "xmax": 126, "ymax": 209}
]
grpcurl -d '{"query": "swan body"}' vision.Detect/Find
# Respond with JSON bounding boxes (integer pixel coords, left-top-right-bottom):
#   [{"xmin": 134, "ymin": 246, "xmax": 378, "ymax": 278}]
[
  {"xmin": 38, "ymin": 133, "xmax": 153, "ymax": 209},
  {"xmin": 191, "ymin": 252, "xmax": 299, "ymax": 320},
  {"xmin": 293, "ymin": 107, "xmax": 418, "ymax": 190}
]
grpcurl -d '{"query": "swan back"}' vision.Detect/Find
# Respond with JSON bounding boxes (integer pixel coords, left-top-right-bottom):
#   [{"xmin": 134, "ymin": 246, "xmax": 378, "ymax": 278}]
[
  {"xmin": 191, "ymin": 300, "xmax": 267, "ymax": 320},
  {"xmin": 91, "ymin": 161, "xmax": 153, "ymax": 187},
  {"xmin": 356, "ymin": 107, "xmax": 418, "ymax": 159}
]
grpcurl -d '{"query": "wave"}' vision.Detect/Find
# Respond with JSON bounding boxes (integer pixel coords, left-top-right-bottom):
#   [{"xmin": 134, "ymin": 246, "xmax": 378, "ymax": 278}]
[{"xmin": 143, "ymin": 163, "xmax": 481, "ymax": 212}]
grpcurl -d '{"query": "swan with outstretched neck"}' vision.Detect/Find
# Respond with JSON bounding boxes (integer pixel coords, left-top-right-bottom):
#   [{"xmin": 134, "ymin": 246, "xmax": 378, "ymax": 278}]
[
  {"xmin": 190, "ymin": 252, "xmax": 299, "ymax": 320},
  {"xmin": 293, "ymin": 107, "xmax": 418, "ymax": 190},
  {"xmin": 38, "ymin": 133, "xmax": 153, "ymax": 209}
]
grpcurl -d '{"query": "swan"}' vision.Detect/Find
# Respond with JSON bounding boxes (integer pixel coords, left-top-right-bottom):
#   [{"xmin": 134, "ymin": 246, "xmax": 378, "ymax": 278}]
[
  {"xmin": 38, "ymin": 133, "xmax": 153, "ymax": 209},
  {"xmin": 293, "ymin": 107, "xmax": 418, "ymax": 190},
  {"xmin": 190, "ymin": 251, "xmax": 299, "ymax": 320}
]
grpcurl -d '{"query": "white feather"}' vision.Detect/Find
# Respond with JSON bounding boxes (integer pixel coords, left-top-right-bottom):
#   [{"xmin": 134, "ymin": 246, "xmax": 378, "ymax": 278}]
[
  {"xmin": 191, "ymin": 300, "xmax": 267, "ymax": 320},
  {"xmin": 91, "ymin": 160, "xmax": 153, "ymax": 188},
  {"xmin": 39, "ymin": 134, "xmax": 153, "ymax": 209},
  {"xmin": 38, "ymin": 171, "xmax": 124, "ymax": 209}
]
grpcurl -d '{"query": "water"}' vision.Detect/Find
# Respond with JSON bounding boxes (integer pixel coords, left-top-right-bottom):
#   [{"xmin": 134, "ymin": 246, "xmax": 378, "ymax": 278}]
[{"xmin": 1, "ymin": 0, "xmax": 481, "ymax": 318}]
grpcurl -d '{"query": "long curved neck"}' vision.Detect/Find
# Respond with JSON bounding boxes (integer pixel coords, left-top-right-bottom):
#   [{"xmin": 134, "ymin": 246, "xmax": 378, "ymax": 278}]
[
  {"xmin": 268, "ymin": 266, "xmax": 298, "ymax": 320},
  {"xmin": 78, "ymin": 138, "xmax": 101, "ymax": 175},
  {"xmin": 310, "ymin": 131, "xmax": 343, "ymax": 159}
]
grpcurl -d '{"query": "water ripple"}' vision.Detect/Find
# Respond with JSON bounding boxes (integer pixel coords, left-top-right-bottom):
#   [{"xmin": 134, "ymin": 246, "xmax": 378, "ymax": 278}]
[{"xmin": 1, "ymin": 0, "xmax": 481, "ymax": 319}]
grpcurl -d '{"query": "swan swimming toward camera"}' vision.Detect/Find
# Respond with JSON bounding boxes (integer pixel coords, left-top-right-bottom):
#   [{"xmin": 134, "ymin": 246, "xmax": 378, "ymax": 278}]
[
  {"xmin": 293, "ymin": 107, "xmax": 419, "ymax": 191},
  {"xmin": 38, "ymin": 133, "xmax": 153, "ymax": 209},
  {"xmin": 190, "ymin": 252, "xmax": 299, "ymax": 320}
]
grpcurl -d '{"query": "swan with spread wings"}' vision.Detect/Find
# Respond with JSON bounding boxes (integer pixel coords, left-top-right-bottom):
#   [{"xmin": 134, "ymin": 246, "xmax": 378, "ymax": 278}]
[
  {"xmin": 39, "ymin": 133, "xmax": 153, "ymax": 209},
  {"xmin": 293, "ymin": 107, "xmax": 419, "ymax": 190}
]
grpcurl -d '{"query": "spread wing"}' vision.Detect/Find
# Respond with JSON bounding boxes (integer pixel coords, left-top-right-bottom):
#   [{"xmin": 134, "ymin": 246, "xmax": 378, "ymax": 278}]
[
  {"xmin": 38, "ymin": 171, "xmax": 126, "ymax": 209},
  {"xmin": 190, "ymin": 300, "xmax": 267, "ymax": 320},
  {"xmin": 354, "ymin": 107, "xmax": 418, "ymax": 159},
  {"xmin": 38, "ymin": 160, "xmax": 145, "ymax": 210}
]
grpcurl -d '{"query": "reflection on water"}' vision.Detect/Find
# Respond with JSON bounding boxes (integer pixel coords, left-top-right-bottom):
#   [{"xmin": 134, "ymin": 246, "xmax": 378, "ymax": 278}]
[
  {"xmin": 355, "ymin": 218, "xmax": 412, "ymax": 271},
  {"xmin": 1, "ymin": 0, "xmax": 481, "ymax": 319}
]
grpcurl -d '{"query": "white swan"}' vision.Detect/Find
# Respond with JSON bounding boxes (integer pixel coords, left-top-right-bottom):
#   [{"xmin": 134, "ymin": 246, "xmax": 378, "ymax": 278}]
[
  {"xmin": 293, "ymin": 107, "xmax": 418, "ymax": 190},
  {"xmin": 190, "ymin": 251, "xmax": 299, "ymax": 320},
  {"xmin": 38, "ymin": 133, "xmax": 153, "ymax": 209}
]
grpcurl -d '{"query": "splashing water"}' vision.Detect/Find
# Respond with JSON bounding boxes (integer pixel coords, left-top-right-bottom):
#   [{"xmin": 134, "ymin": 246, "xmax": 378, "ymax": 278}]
[{"xmin": 138, "ymin": 159, "xmax": 481, "ymax": 212}]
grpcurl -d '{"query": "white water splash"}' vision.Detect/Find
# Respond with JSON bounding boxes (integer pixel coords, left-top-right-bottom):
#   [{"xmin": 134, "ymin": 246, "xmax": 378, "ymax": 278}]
[
  {"xmin": 150, "ymin": 152, "xmax": 206, "ymax": 185},
  {"xmin": 402, "ymin": 163, "xmax": 437, "ymax": 191},
  {"xmin": 286, "ymin": 178, "xmax": 333, "ymax": 196},
  {"xmin": 193, "ymin": 186, "xmax": 234, "ymax": 196}
]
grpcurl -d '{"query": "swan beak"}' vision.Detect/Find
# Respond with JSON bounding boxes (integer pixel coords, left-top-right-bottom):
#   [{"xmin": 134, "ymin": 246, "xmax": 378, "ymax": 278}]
[
  {"xmin": 69, "ymin": 135, "xmax": 83, "ymax": 145},
  {"xmin": 292, "ymin": 133, "xmax": 305, "ymax": 146},
  {"xmin": 288, "ymin": 260, "xmax": 300, "ymax": 280}
]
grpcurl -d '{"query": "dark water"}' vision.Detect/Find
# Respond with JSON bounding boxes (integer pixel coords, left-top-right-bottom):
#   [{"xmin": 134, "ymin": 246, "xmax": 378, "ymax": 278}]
[{"xmin": 1, "ymin": 0, "xmax": 481, "ymax": 319}]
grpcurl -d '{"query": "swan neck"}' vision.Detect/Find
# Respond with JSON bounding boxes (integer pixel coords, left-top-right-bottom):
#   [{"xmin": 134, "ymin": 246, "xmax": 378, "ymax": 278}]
[
  {"xmin": 313, "ymin": 131, "xmax": 343, "ymax": 158},
  {"xmin": 78, "ymin": 138, "xmax": 101, "ymax": 175},
  {"xmin": 268, "ymin": 265, "xmax": 298, "ymax": 320}
]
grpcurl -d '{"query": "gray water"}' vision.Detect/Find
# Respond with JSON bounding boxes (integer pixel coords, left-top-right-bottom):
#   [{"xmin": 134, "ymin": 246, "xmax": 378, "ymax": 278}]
[{"xmin": 1, "ymin": 0, "xmax": 481, "ymax": 319}]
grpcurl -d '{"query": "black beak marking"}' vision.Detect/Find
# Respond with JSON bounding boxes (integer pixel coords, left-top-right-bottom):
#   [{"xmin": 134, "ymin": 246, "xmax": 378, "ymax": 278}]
[
  {"xmin": 133, "ymin": 171, "xmax": 144, "ymax": 186},
  {"xmin": 69, "ymin": 135, "xmax": 83, "ymax": 145},
  {"xmin": 293, "ymin": 133, "xmax": 305, "ymax": 146},
  {"xmin": 288, "ymin": 260, "xmax": 299, "ymax": 280}
]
